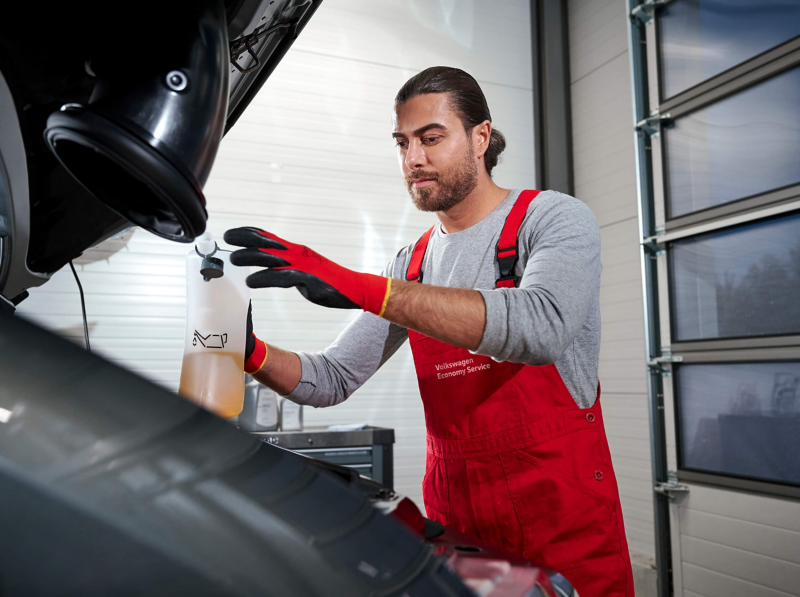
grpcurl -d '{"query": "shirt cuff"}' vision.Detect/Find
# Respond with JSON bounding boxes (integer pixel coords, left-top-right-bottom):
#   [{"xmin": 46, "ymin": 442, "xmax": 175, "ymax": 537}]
[{"xmin": 475, "ymin": 289, "xmax": 508, "ymax": 360}]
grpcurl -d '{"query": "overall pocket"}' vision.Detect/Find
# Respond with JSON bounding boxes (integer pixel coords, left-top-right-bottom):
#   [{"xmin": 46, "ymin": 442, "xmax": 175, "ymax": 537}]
[
  {"xmin": 499, "ymin": 432, "xmax": 622, "ymax": 573},
  {"xmin": 421, "ymin": 455, "xmax": 449, "ymax": 526},
  {"xmin": 500, "ymin": 423, "xmax": 631, "ymax": 597}
]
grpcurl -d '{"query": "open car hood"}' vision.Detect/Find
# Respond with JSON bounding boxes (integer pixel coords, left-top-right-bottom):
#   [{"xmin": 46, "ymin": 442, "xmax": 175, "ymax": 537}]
[{"xmin": 0, "ymin": 0, "xmax": 321, "ymax": 304}]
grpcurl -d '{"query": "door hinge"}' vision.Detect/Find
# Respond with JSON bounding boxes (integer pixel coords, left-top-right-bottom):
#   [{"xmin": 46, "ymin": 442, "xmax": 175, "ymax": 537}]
[
  {"xmin": 654, "ymin": 478, "xmax": 690, "ymax": 502},
  {"xmin": 630, "ymin": 0, "xmax": 675, "ymax": 25},
  {"xmin": 641, "ymin": 236, "xmax": 665, "ymax": 256},
  {"xmin": 647, "ymin": 354, "xmax": 682, "ymax": 376},
  {"xmin": 635, "ymin": 113, "xmax": 672, "ymax": 137}
]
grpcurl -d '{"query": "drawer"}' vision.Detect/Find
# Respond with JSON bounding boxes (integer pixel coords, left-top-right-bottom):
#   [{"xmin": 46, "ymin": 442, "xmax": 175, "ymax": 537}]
[
  {"xmin": 296, "ymin": 446, "xmax": 373, "ymax": 465},
  {"xmin": 343, "ymin": 464, "xmax": 372, "ymax": 477}
]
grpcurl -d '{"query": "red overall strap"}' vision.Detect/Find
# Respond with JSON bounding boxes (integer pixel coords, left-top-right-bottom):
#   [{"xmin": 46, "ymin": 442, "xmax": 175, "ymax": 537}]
[
  {"xmin": 406, "ymin": 226, "xmax": 435, "ymax": 283},
  {"xmin": 495, "ymin": 189, "xmax": 541, "ymax": 288},
  {"xmin": 406, "ymin": 190, "xmax": 541, "ymax": 286}
]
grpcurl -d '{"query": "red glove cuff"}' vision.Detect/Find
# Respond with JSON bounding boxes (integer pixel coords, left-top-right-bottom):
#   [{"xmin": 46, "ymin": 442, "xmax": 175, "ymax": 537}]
[
  {"xmin": 359, "ymin": 275, "xmax": 392, "ymax": 317},
  {"xmin": 244, "ymin": 334, "xmax": 268, "ymax": 374}
]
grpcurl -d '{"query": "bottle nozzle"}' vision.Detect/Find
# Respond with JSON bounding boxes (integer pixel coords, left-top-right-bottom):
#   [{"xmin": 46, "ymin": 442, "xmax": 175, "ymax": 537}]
[{"xmin": 196, "ymin": 231, "xmax": 216, "ymax": 256}]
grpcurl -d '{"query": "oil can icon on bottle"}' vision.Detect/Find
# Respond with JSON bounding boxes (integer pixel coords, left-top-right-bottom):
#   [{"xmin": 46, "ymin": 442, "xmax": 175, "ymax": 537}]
[
  {"xmin": 192, "ymin": 331, "xmax": 228, "ymax": 348},
  {"xmin": 179, "ymin": 232, "xmax": 250, "ymax": 418}
]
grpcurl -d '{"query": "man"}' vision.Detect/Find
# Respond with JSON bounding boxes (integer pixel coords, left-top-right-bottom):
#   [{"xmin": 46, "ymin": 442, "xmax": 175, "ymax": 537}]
[{"xmin": 225, "ymin": 66, "xmax": 634, "ymax": 597}]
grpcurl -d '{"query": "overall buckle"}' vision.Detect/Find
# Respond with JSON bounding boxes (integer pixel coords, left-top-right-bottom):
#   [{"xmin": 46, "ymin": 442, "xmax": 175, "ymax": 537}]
[{"xmin": 496, "ymin": 249, "xmax": 518, "ymax": 286}]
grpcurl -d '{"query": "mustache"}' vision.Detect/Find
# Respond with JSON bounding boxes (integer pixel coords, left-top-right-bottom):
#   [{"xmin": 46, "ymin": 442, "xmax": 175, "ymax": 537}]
[{"xmin": 405, "ymin": 171, "xmax": 439, "ymax": 185}]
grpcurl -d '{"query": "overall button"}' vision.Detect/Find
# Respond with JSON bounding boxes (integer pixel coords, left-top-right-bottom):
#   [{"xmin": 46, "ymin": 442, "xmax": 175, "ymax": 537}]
[
  {"xmin": 594, "ymin": 470, "xmax": 604, "ymax": 481},
  {"xmin": 585, "ymin": 412, "xmax": 596, "ymax": 423}
]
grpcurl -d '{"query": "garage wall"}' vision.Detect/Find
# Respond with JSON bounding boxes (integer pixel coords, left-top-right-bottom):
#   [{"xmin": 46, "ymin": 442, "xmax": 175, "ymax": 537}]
[
  {"xmin": 17, "ymin": 0, "xmax": 536, "ymax": 510},
  {"xmin": 567, "ymin": 3, "xmax": 800, "ymax": 597},
  {"xmin": 566, "ymin": 0, "xmax": 656, "ymax": 560}
]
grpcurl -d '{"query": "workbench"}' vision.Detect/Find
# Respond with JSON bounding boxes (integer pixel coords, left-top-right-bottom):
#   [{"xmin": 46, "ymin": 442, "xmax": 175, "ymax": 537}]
[{"xmin": 250, "ymin": 426, "xmax": 395, "ymax": 488}]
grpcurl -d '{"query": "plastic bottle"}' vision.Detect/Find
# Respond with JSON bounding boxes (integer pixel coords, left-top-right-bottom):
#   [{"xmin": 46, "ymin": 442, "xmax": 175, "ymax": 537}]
[
  {"xmin": 239, "ymin": 377, "xmax": 280, "ymax": 432},
  {"xmin": 280, "ymin": 398, "xmax": 304, "ymax": 431},
  {"xmin": 178, "ymin": 232, "xmax": 250, "ymax": 418}
]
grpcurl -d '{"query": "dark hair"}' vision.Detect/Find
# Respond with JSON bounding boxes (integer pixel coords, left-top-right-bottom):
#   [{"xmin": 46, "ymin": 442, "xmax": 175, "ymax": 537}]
[{"xmin": 395, "ymin": 66, "xmax": 506, "ymax": 176}]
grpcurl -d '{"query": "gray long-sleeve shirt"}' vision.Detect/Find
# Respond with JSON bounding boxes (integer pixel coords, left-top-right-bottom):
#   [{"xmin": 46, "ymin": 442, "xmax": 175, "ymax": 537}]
[{"xmin": 286, "ymin": 189, "xmax": 602, "ymax": 409}]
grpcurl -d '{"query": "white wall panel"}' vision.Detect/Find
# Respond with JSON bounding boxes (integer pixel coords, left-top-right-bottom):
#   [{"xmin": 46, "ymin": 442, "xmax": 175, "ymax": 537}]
[
  {"xmin": 18, "ymin": 0, "xmax": 535, "ymax": 511},
  {"xmin": 567, "ymin": 0, "xmax": 654, "ymax": 560}
]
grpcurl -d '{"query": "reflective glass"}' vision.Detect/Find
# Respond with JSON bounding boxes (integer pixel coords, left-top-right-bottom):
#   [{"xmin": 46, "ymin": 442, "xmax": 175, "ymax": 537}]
[
  {"xmin": 677, "ymin": 362, "xmax": 800, "ymax": 486},
  {"xmin": 670, "ymin": 212, "xmax": 800, "ymax": 341},
  {"xmin": 659, "ymin": 0, "xmax": 800, "ymax": 99},
  {"xmin": 664, "ymin": 66, "xmax": 800, "ymax": 218}
]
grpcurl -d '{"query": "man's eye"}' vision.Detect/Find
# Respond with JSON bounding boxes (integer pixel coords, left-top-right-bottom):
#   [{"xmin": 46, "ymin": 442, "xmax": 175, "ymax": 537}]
[
  {"xmin": 423, "ymin": 137, "xmax": 440, "ymax": 145},
  {"xmin": 395, "ymin": 140, "xmax": 407, "ymax": 149}
]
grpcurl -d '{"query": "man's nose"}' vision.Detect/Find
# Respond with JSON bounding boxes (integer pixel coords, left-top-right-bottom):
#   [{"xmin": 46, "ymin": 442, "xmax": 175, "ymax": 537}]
[{"xmin": 405, "ymin": 139, "xmax": 426, "ymax": 170}]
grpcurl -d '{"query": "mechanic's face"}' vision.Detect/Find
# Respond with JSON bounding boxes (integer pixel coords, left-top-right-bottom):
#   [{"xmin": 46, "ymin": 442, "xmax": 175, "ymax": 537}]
[{"xmin": 393, "ymin": 93, "xmax": 480, "ymax": 212}]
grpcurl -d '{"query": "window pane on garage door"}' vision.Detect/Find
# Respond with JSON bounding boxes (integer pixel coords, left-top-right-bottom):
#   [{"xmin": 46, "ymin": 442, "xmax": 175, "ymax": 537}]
[
  {"xmin": 664, "ymin": 66, "xmax": 800, "ymax": 219},
  {"xmin": 669, "ymin": 212, "xmax": 800, "ymax": 341},
  {"xmin": 658, "ymin": 0, "xmax": 800, "ymax": 100},
  {"xmin": 677, "ymin": 362, "xmax": 800, "ymax": 486}
]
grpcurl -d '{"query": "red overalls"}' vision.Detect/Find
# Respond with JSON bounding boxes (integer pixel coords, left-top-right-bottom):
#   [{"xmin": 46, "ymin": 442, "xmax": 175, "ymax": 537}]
[{"xmin": 406, "ymin": 190, "xmax": 635, "ymax": 597}]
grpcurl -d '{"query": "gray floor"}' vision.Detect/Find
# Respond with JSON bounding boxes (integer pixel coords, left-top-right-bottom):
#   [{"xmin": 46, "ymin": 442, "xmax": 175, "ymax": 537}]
[{"xmin": 631, "ymin": 554, "xmax": 657, "ymax": 597}]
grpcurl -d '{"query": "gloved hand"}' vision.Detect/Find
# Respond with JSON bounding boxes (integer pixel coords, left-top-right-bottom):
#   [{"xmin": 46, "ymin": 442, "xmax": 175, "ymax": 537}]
[
  {"xmin": 224, "ymin": 227, "xmax": 392, "ymax": 316},
  {"xmin": 244, "ymin": 301, "xmax": 268, "ymax": 375}
]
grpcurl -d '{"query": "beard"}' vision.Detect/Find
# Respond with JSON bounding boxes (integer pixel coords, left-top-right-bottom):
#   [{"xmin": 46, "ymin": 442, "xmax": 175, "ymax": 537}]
[{"xmin": 405, "ymin": 146, "xmax": 479, "ymax": 212}]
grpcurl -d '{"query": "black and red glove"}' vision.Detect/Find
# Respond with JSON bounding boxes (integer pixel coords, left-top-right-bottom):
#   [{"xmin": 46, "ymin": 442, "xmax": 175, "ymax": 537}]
[
  {"xmin": 224, "ymin": 227, "xmax": 393, "ymax": 317},
  {"xmin": 244, "ymin": 301, "xmax": 268, "ymax": 375}
]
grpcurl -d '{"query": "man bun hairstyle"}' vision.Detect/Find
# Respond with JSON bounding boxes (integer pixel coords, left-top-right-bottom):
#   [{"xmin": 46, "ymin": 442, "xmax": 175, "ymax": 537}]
[{"xmin": 395, "ymin": 66, "xmax": 506, "ymax": 176}]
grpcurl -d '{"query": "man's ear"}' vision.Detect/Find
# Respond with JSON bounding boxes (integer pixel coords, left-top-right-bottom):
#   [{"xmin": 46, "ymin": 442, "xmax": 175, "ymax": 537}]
[{"xmin": 474, "ymin": 120, "xmax": 492, "ymax": 159}]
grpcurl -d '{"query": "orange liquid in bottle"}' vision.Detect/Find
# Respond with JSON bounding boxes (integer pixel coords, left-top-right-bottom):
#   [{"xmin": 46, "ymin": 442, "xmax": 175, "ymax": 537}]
[{"xmin": 178, "ymin": 351, "xmax": 245, "ymax": 418}]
